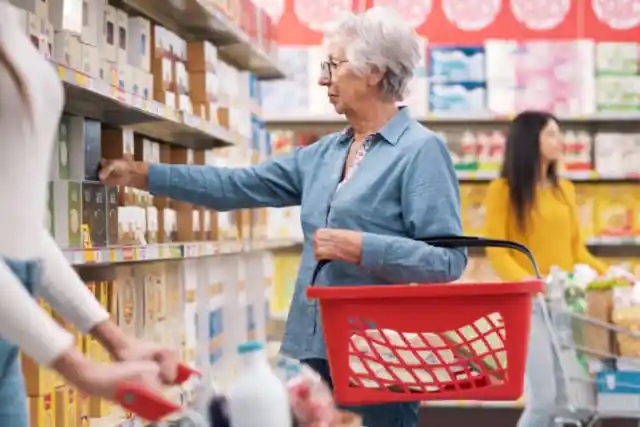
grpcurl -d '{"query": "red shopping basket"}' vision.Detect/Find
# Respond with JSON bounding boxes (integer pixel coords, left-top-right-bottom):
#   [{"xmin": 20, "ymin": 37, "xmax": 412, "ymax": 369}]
[{"xmin": 307, "ymin": 236, "xmax": 543, "ymax": 406}]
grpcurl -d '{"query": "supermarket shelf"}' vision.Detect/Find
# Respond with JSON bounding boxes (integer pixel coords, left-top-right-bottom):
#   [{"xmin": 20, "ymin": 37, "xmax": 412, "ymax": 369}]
[
  {"xmin": 116, "ymin": 0, "xmax": 285, "ymax": 80},
  {"xmin": 249, "ymin": 237, "xmax": 303, "ymax": 251},
  {"xmin": 457, "ymin": 171, "xmax": 640, "ymax": 182},
  {"xmin": 65, "ymin": 236, "xmax": 640, "ymax": 266},
  {"xmin": 422, "ymin": 400, "xmax": 524, "ymax": 409},
  {"xmin": 64, "ymin": 239, "xmax": 303, "ymax": 266},
  {"xmin": 264, "ymin": 111, "xmax": 640, "ymax": 125},
  {"xmin": 587, "ymin": 236, "xmax": 640, "ymax": 246},
  {"xmin": 58, "ymin": 63, "xmax": 235, "ymax": 149}
]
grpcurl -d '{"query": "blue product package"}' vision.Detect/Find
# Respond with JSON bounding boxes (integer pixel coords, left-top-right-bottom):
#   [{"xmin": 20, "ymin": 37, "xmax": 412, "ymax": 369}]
[{"xmin": 428, "ymin": 46, "xmax": 485, "ymax": 83}]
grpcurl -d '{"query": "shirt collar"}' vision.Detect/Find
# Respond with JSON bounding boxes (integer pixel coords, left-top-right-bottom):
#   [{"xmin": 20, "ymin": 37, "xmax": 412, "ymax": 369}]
[{"xmin": 338, "ymin": 106, "xmax": 411, "ymax": 146}]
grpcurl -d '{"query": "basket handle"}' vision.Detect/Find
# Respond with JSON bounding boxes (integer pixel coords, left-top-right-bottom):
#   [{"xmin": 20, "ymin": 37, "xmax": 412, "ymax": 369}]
[{"xmin": 310, "ymin": 235, "xmax": 540, "ymax": 286}]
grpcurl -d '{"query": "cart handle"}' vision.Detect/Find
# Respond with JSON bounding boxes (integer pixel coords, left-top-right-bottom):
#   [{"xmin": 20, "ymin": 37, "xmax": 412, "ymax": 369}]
[
  {"xmin": 114, "ymin": 363, "xmax": 201, "ymax": 421},
  {"xmin": 310, "ymin": 235, "xmax": 540, "ymax": 286}
]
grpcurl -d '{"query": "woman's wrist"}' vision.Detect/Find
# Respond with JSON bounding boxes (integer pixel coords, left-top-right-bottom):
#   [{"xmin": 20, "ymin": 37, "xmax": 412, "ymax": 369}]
[
  {"xmin": 51, "ymin": 346, "xmax": 92, "ymax": 388},
  {"xmin": 90, "ymin": 320, "xmax": 132, "ymax": 360},
  {"xmin": 131, "ymin": 161, "xmax": 150, "ymax": 190}
]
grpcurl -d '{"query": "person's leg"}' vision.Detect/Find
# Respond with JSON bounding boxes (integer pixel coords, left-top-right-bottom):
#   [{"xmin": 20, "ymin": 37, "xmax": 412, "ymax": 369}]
[
  {"xmin": 0, "ymin": 343, "xmax": 29, "ymax": 427},
  {"xmin": 346, "ymin": 401, "xmax": 420, "ymax": 427},
  {"xmin": 517, "ymin": 302, "xmax": 559, "ymax": 427}
]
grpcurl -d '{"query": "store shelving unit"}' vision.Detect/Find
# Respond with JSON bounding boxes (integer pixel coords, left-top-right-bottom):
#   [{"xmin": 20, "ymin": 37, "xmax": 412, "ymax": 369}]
[
  {"xmin": 8, "ymin": 0, "xmax": 291, "ymax": 424},
  {"xmin": 59, "ymin": 63, "xmax": 236, "ymax": 148},
  {"xmin": 113, "ymin": 0, "xmax": 286, "ymax": 79}
]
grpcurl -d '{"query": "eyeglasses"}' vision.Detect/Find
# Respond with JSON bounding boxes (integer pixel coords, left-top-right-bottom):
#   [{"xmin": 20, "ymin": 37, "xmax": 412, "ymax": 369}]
[{"xmin": 320, "ymin": 59, "xmax": 349, "ymax": 81}]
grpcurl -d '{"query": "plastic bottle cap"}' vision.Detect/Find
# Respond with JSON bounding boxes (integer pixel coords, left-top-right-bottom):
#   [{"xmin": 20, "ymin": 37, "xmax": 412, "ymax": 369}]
[{"xmin": 237, "ymin": 340, "xmax": 264, "ymax": 354}]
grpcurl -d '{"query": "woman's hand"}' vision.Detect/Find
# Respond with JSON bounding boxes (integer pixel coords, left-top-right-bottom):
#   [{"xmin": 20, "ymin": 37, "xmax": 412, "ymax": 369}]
[
  {"xmin": 314, "ymin": 229, "xmax": 363, "ymax": 264},
  {"xmin": 91, "ymin": 320, "xmax": 179, "ymax": 384},
  {"xmin": 99, "ymin": 154, "xmax": 149, "ymax": 190},
  {"xmin": 52, "ymin": 347, "xmax": 163, "ymax": 401},
  {"xmin": 115, "ymin": 340, "xmax": 180, "ymax": 385}
]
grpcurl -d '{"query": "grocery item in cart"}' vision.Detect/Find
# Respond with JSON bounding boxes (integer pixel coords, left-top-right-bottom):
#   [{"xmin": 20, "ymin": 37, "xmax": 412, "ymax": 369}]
[
  {"xmin": 584, "ymin": 275, "xmax": 632, "ymax": 356},
  {"xmin": 288, "ymin": 364, "xmax": 336, "ymax": 426},
  {"xmin": 612, "ymin": 284, "xmax": 640, "ymax": 357},
  {"xmin": 348, "ymin": 313, "xmax": 507, "ymax": 392}
]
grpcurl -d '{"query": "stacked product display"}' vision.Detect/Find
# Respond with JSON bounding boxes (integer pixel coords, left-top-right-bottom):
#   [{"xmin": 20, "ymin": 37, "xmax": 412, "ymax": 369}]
[{"xmin": 9, "ymin": 0, "xmax": 295, "ymax": 426}]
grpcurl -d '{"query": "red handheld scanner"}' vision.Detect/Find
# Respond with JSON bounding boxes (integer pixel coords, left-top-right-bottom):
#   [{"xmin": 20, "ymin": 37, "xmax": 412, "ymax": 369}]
[{"xmin": 115, "ymin": 364, "xmax": 201, "ymax": 421}]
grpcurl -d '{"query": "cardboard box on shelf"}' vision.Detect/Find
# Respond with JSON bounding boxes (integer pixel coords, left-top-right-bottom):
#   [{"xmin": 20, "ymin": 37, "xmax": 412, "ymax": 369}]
[
  {"xmin": 21, "ymin": 353, "xmax": 54, "ymax": 397},
  {"xmin": 115, "ymin": 267, "xmax": 143, "ymax": 339},
  {"xmin": 51, "ymin": 180, "xmax": 82, "ymax": 249},
  {"xmin": 28, "ymin": 393, "xmax": 54, "ymax": 427},
  {"xmin": 50, "ymin": 114, "xmax": 70, "ymax": 180},
  {"xmin": 575, "ymin": 184, "xmax": 598, "ymax": 240},
  {"xmin": 80, "ymin": 182, "xmax": 106, "ymax": 247},
  {"xmin": 127, "ymin": 17, "xmax": 151, "ymax": 71},
  {"xmin": 595, "ymin": 184, "xmax": 635, "ymax": 237},
  {"xmin": 67, "ymin": 116, "xmax": 101, "ymax": 182},
  {"xmin": 55, "ymin": 386, "xmax": 77, "ymax": 427}
]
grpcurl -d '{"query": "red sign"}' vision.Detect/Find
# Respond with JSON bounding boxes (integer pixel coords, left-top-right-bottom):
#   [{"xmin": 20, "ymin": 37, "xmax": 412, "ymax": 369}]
[
  {"xmin": 579, "ymin": 0, "xmax": 640, "ymax": 41},
  {"xmin": 261, "ymin": 0, "xmax": 638, "ymax": 45}
]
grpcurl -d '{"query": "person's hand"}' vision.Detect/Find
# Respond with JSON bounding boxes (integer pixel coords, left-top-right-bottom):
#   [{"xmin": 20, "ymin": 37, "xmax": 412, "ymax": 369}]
[
  {"xmin": 115, "ymin": 340, "xmax": 180, "ymax": 385},
  {"xmin": 99, "ymin": 154, "xmax": 149, "ymax": 189},
  {"xmin": 52, "ymin": 347, "xmax": 163, "ymax": 401},
  {"xmin": 314, "ymin": 229, "xmax": 363, "ymax": 264}
]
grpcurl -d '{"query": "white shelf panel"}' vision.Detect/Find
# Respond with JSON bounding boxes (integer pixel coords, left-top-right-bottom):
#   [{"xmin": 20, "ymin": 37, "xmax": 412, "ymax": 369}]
[{"xmin": 265, "ymin": 111, "xmax": 640, "ymax": 125}]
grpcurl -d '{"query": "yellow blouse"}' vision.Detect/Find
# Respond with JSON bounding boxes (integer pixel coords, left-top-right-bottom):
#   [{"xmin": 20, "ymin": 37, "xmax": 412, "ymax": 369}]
[{"xmin": 484, "ymin": 178, "xmax": 607, "ymax": 281}]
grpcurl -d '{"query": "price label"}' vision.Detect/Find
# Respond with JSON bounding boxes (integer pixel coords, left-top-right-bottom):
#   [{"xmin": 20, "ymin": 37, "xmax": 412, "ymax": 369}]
[
  {"xmin": 57, "ymin": 66, "xmax": 66, "ymax": 79},
  {"xmin": 137, "ymin": 247, "xmax": 146, "ymax": 260},
  {"xmin": 74, "ymin": 72, "xmax": 88, "ymax": 87},
  {"xmin": 122, "ymin": 247, "xmax": 135, "ymax": 261},
  {"xmin": 110, "ymin": 248, "xmax": 118, "ymax": 262},
  {"xmin": 83, "ymin": 249, "xmax": 96, "ymax": 263},
  {"xmin": 147, "ymin": 245, "xmax": 158, "ymax": 260}
]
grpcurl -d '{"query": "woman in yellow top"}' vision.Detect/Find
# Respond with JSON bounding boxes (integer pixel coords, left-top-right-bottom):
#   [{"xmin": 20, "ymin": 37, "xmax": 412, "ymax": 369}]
[{"xmin": 484, "ymin": 110, "xmax": 606, "ymax": 427}]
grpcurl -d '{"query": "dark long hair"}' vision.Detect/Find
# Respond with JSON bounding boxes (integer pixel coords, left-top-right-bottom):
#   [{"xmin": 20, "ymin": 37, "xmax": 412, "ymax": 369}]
[{"xmin": 500, "ymin": 111, "xmax": 562, "ymax": 232}]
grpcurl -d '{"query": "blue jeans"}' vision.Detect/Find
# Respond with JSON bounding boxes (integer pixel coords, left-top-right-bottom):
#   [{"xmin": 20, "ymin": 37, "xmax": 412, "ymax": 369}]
[
  {"xmin": 302, "ymin": 358, "xmax": 420, "ymax": 427},
  {"xmin": 0, "ymin": 259, "xmax": 41, "ymax": 427}
]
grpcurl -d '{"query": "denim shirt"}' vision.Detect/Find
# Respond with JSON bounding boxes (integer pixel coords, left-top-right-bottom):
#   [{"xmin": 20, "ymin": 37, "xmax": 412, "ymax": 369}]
[{"xmin": 148, "ymin": 107, "xmax": 467, "ymax": 360}]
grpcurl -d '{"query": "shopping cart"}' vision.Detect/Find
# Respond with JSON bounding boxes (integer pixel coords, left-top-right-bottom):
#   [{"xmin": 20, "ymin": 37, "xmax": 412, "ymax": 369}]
[
  {"xmin": 307, "ymin": 236, "xmax": 544, "ymax": 406},
  {"xmin": 536, "ymin": 272, "xmax": 640, "ymax": 427}
]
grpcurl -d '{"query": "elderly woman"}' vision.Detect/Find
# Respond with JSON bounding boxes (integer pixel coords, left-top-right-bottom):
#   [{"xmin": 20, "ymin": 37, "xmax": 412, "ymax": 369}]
[{"xmin": 100, "ymin": 7, "xmax": 466, "ymax": 427}]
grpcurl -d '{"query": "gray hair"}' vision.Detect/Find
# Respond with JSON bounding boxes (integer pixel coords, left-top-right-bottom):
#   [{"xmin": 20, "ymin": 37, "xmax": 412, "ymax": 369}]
[{"xmin": 325, "ymin": 7, "xmax": 421, "ymax": 101}]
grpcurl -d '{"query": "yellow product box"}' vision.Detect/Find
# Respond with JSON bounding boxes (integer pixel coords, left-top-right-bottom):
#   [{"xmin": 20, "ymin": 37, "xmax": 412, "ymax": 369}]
[
  {"xmin": 633, "ymin": 186, "xmax": 640, "ymax": 235},
  {"xmin": 595, "ymin": 185, "xmax": 634, "ymax": 237},
  {"xmin": 21, "ymin": 353, "xmax": 54, "ymax": 396},
  {"xmin": 76, "ymin": 391, "xmax": 90, "ymax": 427},
  {"xmin": 55, "ymin": 386, "xmax": 78, "ymax": 427},
  {"xmin": 88, "ymin": 340, "xmax": 112, "ymax": 418},
  {"xmin": 28, "ymin": 393, "xmax": 54, "ymax": 427},
  {"xmin": 459, "ymin": 183, "xmax": 487, "ymax": 236},
  {"xmin": 97, "ymin": 281, "xmax": 110, "ymax": 308},
  {"xmin": 115, "ymin": 266, "xmax": 142, "ymax": 338},
  {"xmin": 574, "ymin": 184, "xmax": 598, "ymax": 240}
]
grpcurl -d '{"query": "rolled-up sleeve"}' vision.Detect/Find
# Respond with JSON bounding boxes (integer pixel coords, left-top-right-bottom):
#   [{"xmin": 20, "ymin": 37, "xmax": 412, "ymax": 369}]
[
  {"xmin": 360, "ymin": 134, "xmax": 467, "ymax": 283},
  {"xmin": 148, "ymin": 147, "xmax": 307, "ymax": 211}
]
